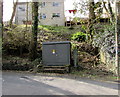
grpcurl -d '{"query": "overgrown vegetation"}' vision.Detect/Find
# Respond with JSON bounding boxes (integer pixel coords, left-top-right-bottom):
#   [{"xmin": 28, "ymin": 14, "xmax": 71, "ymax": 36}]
[
  {"xmin": 2, "ymin": 22, "xmax": 118, "ymax": 81},
  {"xmin": 38, "ymin": 25, "xmax": 70, "ymax": 33},
  {"xmin": 71, "ymin": 31, "xmax": 87, "ymax": 42},
  {"xmin": 3, "ymin": 25, "xmax": 82, "ymax": 55},
  {"xmin": 2, "ymin": 25, "xmax": 81, "ymax": 71},
  {"xmin": 1, "ymin": 0, "xmax": 119, "ymax": 82},
  {"xmin": 3, "ymin": 26, "xmax": 31, "ymax": 55}
]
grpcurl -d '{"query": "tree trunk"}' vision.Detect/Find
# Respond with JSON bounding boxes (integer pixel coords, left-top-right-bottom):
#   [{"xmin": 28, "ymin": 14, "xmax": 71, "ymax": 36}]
[
  {"xmin": 9, "ymin": 0, "xmax": 18, "ymax": 28},
  {"xmin": 102, "ymin": 0, "xmax": 115, "ymax": 23},
  {"xmin": 102, "ymin": 0, "xmax": 109, "ymax": 17},
  {"xmin": 87, "ymin": 0, "xmax": 96, "ymax": 41},
  {"xmin": 108, "ymin": 0, "xmax": 115, "ymax": 22},
  {"xmin": 29, "ymin": 2, "xmax": 38, "ymax": 61},
  {"xmin": 115, "ymin": 1, "xmax": 120, "ymax": 77},
  {"xmin": 26, "ymin": 1, "xmax": 29, "ymax": 30},
  {"xmin": 89, "ymin": 0, "xmax": 96, "ymax": 21}
]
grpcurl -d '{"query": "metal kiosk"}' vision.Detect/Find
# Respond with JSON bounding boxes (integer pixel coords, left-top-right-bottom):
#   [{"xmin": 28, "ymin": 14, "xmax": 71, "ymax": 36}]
[{"xmin": 42, "ymin": 41, "xmax": 71, "ymax": 72}]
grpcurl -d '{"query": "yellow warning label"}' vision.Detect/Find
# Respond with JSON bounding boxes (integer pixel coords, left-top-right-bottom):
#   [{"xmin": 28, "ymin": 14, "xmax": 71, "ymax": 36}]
[{"xmin": 52, "ymin": 49, "xmax": 56, "ymax": 54}]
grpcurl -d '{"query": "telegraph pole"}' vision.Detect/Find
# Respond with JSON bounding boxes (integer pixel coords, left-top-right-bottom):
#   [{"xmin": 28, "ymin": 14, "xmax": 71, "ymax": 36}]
[
  {"xmin": 26, "ymin": 0, "xmax": 28, "ymax": 30},
  {"xmin": 0, "ymin": 1, "xmax": 3, "ymax": 96},
  {"xmin": 0, "ymin": 0, "xmax": 2, "ymax": 57},
  {"xmin": 0, "ymin": 0, "xmax": 3, "ymax": 37},
  {"xmin": 115, "ymin": 1, "xmax": 120, "ymax": 80}
]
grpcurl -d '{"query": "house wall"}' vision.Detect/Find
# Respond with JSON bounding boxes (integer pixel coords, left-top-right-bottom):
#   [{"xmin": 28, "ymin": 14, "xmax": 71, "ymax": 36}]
[
  {"xmin": 15, "ymin": 2, "xmax": 32, "ymax": 24},
  {"xmin": 39, "ymin": 0, "xmax": 65, "ymax": 26},
  {"xmin": 15, "ymin": 0, "xmax": 65, "ymax": 26}
]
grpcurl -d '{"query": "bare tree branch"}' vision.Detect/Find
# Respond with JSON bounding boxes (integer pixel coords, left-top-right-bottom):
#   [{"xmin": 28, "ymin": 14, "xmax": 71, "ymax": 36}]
[{"xmin": 9, "ymin": 0, "xmax": 18, "ymax": 28}]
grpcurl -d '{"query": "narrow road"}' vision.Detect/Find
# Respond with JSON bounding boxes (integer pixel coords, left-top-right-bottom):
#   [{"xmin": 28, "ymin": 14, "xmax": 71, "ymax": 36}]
[{"xmin": 2, "ymin": 71, "xmax": 119, "ymax": 95}]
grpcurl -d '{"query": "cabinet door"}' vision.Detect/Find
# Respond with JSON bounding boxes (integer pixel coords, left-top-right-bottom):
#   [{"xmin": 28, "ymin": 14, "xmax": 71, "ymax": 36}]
[
  {"xmin": 55, "ymin": 44, "xmax": 70, "ymax": 64},
  {"xmin": 42, "ymin": 44, "xmax": 57, "ymax": 65}
]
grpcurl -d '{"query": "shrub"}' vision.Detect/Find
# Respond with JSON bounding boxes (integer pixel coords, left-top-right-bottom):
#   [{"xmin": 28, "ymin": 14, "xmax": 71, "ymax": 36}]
[{"xmin": 71, "ymin": 32, "xmax": 86, "ymax": 42}]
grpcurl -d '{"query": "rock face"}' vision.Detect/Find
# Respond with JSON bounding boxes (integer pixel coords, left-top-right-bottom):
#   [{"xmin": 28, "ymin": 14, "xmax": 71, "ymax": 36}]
[{"xmin": 92, "ymin": 25, "xmax": 117, "ymax": 74}]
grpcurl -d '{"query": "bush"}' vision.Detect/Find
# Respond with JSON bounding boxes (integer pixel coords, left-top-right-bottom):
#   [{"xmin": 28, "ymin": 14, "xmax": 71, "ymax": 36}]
[
  {"xmin": 2, "ymin": 57, "xmax": 33, "ymax": 71},
  {"xmin": 71, "ymin": 32, "xmax": 86, "ymax": 42},
  {"xmin": 3, "ymin": 26, "xmax": 31, "ymax": 55}
]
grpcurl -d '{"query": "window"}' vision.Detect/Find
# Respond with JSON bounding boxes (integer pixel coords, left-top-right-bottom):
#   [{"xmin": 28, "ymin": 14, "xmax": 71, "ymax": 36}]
[
  {"xmin": 52, "ymin": 13, "xmax": 60, "ymax": 17},
  {"xmin": 39, "ymin": 2, "xmax": 45, "ymax": 8},
  {"xmin": 53, "ymin": 2, "xmax": 59, "ymax": 6},
  {"xmin": 18, "ymin": 7, "xmax": 25, "ymax": 11},
  {"xmin": 39, "ymin": 13, "xmax": 46, "ymax": 19}
]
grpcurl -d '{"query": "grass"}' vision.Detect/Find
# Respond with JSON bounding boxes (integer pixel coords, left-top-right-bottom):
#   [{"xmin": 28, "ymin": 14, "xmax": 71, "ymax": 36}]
[
  {"xmin": 5, "ymin": 24, "xmax": 81, "ymax": 36},
  {"xmin": 70, "ymin": 69, "xmax": 118, "ymax": 81},
  {"xmin": 38, "ymin": 25, "xmax": 69, "ymax": 32},
  {"xmin": 5, "ymin": 24, "xmax": 83, "ymax": 36},
  {"xmin": 38, "ymin": 25, "xmax": 81, "ymax": 34}
]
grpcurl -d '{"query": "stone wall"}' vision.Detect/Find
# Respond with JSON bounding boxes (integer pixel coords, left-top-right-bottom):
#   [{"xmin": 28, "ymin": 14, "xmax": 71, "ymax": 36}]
[
  {"xmin": 100, "ymin": 49, "xmax": 116, "ymax": 73},
  {"xmin": 92, "ymin": 25, "xmax": 117, "ymax": 74}
]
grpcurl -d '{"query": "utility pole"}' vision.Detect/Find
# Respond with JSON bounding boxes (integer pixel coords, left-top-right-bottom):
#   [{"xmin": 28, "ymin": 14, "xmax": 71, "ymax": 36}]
[
  {"xmin": 0, "ymin": 0, "xmax": 3, "ymax": 96},
  {"xmin": 115, "ymin": 1, "xmax": 120, "ymax": 79},
  {"xmin": 0, "ymin": 0, "xmax": 3, "ymax": 36},
  {"xmin": 0, "ymin": 0, "xmax": 3, "ymax": 45},
  {"xmin": 26, "ymin": 0, "xmax": 28, "ymax": 30}
]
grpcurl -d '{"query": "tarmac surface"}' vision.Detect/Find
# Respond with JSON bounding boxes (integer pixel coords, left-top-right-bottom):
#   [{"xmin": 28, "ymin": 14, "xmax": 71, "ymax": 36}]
[{"xmin": 2, "ymin": 71, "xmax": 119, "ymax": 95}]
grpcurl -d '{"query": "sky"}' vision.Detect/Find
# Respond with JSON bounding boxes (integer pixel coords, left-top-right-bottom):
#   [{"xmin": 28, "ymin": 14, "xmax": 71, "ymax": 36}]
[{"xmin": 3, "ymin": 0, "xmax": 76, "ymax": 22}]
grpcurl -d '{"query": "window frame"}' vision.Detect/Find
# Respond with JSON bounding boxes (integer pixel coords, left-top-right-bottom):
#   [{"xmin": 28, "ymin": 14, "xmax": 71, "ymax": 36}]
[
  {"xmin": 18, "ymin": 7, "xmax": 25, "ymax": 11},
  {"xmin": 39, "ymin": 13, "xmax": 46, "ymax": 19},
  {"xmin": 39, "ymin": 2, "xmax": 46, "ymax": 8},
  {"xmin": 52, "ymin": 13, "xmax": 60, "ymax": 18},
  {"xmin": 53, "ymin": 2, "xmax": 59, "ymax": 7}
]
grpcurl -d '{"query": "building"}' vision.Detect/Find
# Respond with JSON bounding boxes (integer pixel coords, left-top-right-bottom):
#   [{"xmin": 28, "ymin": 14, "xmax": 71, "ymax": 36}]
[
  {"xmin": 15, "ymin": 0, "xmax": 65, "ymax": 26},
  {"xmin": 15, "ymin": 2, "xmax": 32, "ymax": 25}
]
